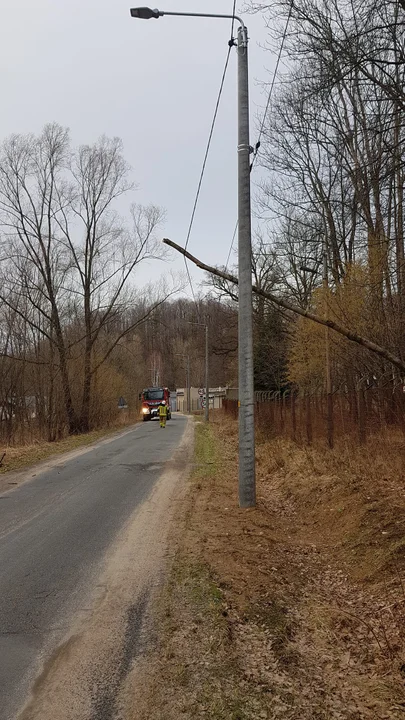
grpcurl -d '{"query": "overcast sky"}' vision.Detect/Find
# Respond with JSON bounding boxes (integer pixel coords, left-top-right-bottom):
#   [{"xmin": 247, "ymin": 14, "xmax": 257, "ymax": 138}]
[{"xmin": 0, "ymin": 1, "xmax": 275, "ymax": 293}]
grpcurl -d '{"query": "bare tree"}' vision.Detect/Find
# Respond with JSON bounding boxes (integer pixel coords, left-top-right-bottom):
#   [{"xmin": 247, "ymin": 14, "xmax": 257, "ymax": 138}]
[
  {"xmin": 244, "ymin": 0, "xmax": 405, "ymax": 399},
  {"xmin": 0, "ymin": 124, "xmax": 169, "ymax": 434}
]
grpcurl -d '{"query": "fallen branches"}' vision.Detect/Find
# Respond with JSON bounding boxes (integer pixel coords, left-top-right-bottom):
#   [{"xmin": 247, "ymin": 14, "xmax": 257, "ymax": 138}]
[{"xmin": 163, "ymin": 237, "xmax": 405, "ymax": 374}]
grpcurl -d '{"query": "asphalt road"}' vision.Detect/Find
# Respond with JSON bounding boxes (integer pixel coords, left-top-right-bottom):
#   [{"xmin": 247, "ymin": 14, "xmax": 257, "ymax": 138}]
[{"xmin": 0, "ymin": 415, "xmax": 187, "ymax": 720}]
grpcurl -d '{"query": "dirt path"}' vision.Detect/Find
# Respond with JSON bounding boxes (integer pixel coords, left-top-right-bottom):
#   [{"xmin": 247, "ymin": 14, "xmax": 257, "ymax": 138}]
[
  {"xmin": 131, "ymin": 416, "xmax": 405, "ymax": 720},
  {"xmin": 17, "ymin": 419, "xmax": 193, "ymax": 720}
]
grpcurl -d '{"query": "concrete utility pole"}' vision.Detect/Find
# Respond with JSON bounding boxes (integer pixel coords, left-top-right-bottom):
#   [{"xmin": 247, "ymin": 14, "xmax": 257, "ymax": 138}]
[
  {"xmin": 237, "ymin": 24, "xmax": 255, "ymax": 507},
  {"xmin": 188, "ymin": 321, "xmax": 209, "ymax": 422},
  {"xmin": 130, "ymin": 6, "xmax": 256, "ymax": 506}
]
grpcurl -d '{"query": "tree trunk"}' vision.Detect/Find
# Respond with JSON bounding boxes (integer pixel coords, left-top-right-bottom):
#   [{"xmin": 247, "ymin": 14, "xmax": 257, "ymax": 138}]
[
  {"xmin": 54, "ymin": 320, "xmax": 80, "ymax": 434},
  {"xmin": 80, "ymin": 341, "xmax": 92, "ymax": 433}
]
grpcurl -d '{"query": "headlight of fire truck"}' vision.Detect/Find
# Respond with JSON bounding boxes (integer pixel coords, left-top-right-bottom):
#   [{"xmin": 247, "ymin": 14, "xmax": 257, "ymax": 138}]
[{"xmin": 142, "ymin": 406, "xmax": 150, "ymax": 414}]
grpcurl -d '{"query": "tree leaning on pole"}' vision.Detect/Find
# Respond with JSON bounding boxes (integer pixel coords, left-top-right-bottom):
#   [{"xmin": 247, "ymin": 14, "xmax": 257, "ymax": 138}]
[{"xmin": 163, "ymin": 238, "xmax": 405, "ymax": 376}]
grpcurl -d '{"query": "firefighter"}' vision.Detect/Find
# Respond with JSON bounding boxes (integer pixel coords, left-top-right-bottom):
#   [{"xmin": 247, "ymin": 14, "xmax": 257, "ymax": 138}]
[{"xmin": 158, "ymin": 400, "xmax": 167, "ymax": 428}]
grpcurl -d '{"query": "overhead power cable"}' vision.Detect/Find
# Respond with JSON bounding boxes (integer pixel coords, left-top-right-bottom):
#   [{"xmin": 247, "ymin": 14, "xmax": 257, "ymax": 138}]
[
  {"xmin": 224, "ymin": 3, "xmax": 293, "ymax": 272},
  {"xmin": 183, "ymin": 1, "xmax": 237, "ymax": 310}
]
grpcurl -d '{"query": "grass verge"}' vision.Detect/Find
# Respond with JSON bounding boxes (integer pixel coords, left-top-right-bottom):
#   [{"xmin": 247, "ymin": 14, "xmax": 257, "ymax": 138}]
[{"xmin": 132, "ymin": 415, "xmax": 405, "ymax": 719}]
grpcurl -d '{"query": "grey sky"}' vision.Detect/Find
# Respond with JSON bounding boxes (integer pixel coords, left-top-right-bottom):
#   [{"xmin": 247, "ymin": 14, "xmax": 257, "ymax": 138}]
[{"xmin": 0, "ymin": 1, "xmax": 274, "ymax": 292}]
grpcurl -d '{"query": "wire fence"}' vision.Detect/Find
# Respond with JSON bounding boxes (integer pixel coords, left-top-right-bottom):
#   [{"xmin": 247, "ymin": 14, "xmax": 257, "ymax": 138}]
[{"xmin": 222, "ymin": 382, "xmax": 405, "ymax": 446}]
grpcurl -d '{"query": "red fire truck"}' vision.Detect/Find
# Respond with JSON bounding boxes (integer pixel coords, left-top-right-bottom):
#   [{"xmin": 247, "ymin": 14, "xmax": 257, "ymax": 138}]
[{"xmin": 140, "ymin": 387, "xmax": 171, "ymax": 422}]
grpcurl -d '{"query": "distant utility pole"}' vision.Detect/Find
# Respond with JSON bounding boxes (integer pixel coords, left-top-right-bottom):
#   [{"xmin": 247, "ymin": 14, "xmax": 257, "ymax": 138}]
[
  {"xmin": 324, "ymin": 239, "xmax": 334, "ymax": 449},
  {"xmin": 205, "ymin": 324, "xmax": 209, "ymax": 422},
  {"xmin": 150, "ymin": 359, "xmax": 160, "ymax": 387},
  {"xmin": 300, "ymin": 249, "xmax": 333, "ymax": 448},
  {"xmin": 188, "ymin": 321, "xmax": 209, "ymax": 422},
  {"xmin": 187, "ymin": 355, "xmax": 191, "ymax": 414},
  {"xmin": 175, "ymin": 353, "xmax": 190, "ymax": 413}
]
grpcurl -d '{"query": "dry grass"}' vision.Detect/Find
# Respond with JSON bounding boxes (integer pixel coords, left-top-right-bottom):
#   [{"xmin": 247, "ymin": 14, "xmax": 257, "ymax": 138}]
[
  {"xmin": 0, "ymin": 420, "xmax": 138, "ymax": 475},
  {"xmin": 256, "ymin": 429, "xmax": 405, "ymax": 581},
  {"xmin": 132, "ymin": 414, "xmax": 405, "ymax": 719}
]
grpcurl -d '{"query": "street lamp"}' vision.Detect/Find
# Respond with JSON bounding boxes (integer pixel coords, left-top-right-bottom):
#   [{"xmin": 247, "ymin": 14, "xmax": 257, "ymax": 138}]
[
  {"xmin": 130, "ymin": 8, "xmax": 245, "ymax": 24},
  {"xmin": 130, "ymin": 7, "xmax": 160, "ymax": 19},
  {"xmin": 130, "ymin": 7, "xmax": 256, "ymax": 508}
]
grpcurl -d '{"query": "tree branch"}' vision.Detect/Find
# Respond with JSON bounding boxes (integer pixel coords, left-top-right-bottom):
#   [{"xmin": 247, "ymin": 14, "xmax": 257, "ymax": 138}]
[{"xmin": 163, "ymin": 237, "xmax": 405, "ymax": 374}]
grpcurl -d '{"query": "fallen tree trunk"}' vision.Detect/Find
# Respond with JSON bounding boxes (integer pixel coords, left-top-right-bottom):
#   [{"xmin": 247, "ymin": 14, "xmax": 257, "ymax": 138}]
[{"xmin": 163, "ymin": 237, "xmax": 405, "ymax": 375}]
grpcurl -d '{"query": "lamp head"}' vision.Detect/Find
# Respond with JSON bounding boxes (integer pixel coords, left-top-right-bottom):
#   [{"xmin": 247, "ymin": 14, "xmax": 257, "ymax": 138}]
[{"xmin": 130, "ymin": 7, "xmax": 160, "ymax": 19}]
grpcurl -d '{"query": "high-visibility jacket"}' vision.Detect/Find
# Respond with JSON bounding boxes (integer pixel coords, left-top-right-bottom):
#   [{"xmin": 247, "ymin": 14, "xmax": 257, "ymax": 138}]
[{"xmin": 159, "ymin": 404, "xmax": 167, "ymax": 418}]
